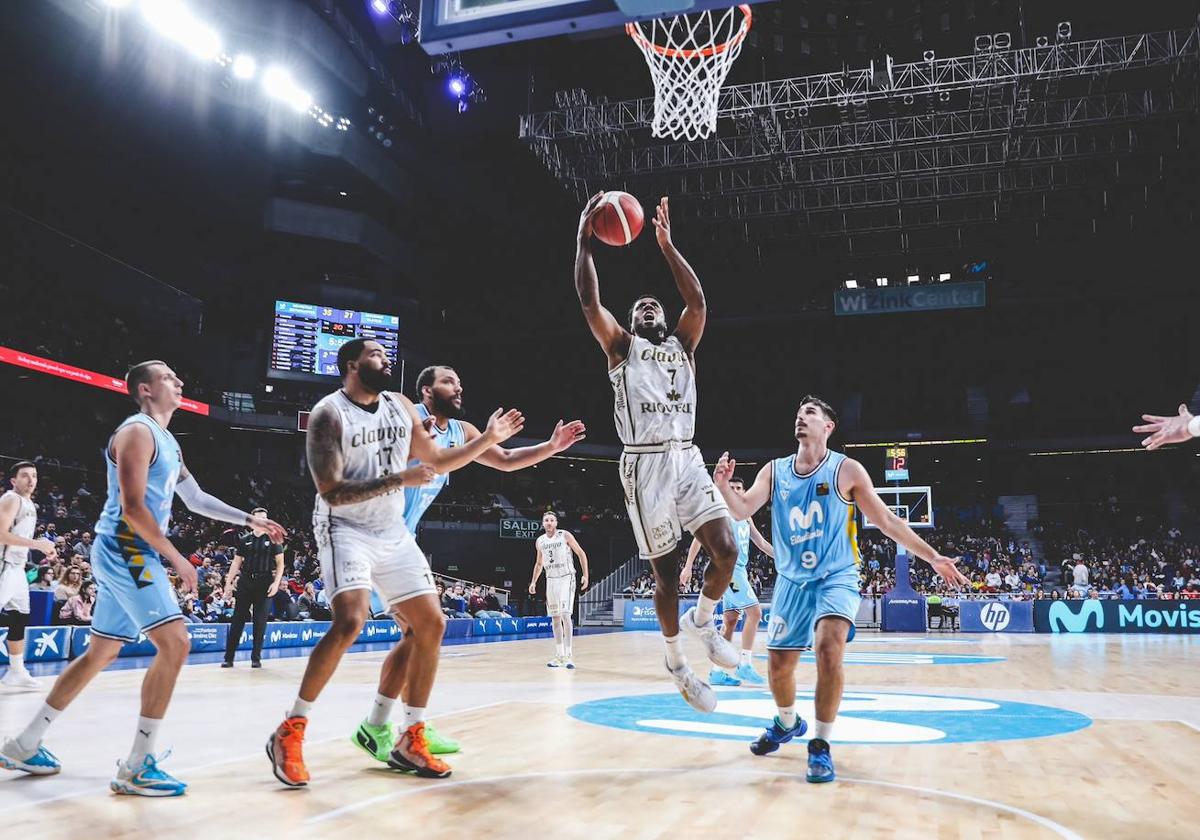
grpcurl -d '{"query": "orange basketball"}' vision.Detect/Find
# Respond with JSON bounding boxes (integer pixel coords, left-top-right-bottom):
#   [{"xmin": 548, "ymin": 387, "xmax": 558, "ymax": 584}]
[{"xmin": 593, "ymin": 191, "xmax": 645, "ymax": 247}]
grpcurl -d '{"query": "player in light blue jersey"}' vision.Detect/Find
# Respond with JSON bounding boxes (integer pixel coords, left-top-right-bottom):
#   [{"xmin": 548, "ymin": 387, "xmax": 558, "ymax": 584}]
[
  {"xmin": 715, "ymin": 395, "xmax": 967, "ymax": 783},
  {"xmin": 355, "ymin": 363, "xmax": 585, "ymax": 757},
  {"xmin": 680, "ymin": 475, "xmax": 775, "ymax": 686},
  {"xmin": 1, "ymin": 360, "xmax": 284, "ymax": 796}
]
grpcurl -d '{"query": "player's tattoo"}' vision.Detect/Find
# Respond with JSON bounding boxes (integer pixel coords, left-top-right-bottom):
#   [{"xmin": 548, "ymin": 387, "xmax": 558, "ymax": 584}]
[{"xmin": 307, "ymin": 404, "xmax": 406, "ymax": 506}]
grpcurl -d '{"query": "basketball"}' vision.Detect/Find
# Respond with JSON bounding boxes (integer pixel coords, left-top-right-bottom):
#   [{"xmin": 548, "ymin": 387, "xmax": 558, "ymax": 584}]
[{"xmin": 593, "ymin": 191, "xmax": 644, "ymax": 247}]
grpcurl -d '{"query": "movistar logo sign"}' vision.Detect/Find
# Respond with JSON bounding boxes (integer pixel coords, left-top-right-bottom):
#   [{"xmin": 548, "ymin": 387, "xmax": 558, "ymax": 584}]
[
  {"xmin": 789, "ymin": 501, "xmax": 824, "ymax": 531},
  {"xmin": 1048, "ymin": 600, "xmax": 1104, "ymax": 633},
  {"xmin": 1118, "ymin": 602, "xmax": 1200, "ymax": 630}
]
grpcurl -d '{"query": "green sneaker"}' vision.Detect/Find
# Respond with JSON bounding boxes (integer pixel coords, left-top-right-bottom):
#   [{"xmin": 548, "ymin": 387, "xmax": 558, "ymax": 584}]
[
  {"xmin": 424, "ymin": 722, "xmax": 461, "ymax": 755},
  {"xmin": 352, "ymin": 720, "xmax": 396, "ymax": 763}
]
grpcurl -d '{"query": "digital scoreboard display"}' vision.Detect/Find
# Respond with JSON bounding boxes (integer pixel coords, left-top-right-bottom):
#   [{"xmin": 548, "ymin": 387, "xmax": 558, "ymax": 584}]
[
  {"xmin": 270, "ymin": 300, "xmax": 400, "ymax": 379},
  {"xmin": 884, "ymin": 447, "xmax": 910, "ymax": 483}
]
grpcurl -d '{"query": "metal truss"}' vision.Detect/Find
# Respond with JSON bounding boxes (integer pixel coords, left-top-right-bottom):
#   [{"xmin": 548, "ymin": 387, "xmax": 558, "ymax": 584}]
[{"xmin": 520, "ymin": 27, "xmax": 1199, "ymax": 141}]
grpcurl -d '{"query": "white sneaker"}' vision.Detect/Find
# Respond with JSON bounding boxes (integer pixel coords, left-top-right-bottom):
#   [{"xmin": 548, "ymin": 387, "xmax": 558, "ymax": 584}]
[
  {"xmin": 563, "ymin": 657, "xmax": 576, "ymax": 670},
  {"xmin": 680, "ymin": 607, "xmax": 739, "ymax": 669},
  {"xmin": 1, "ymin": 668, "xmax": 38, "ymax": 690},
  {"xmin": 547, "ymin": 656, "xmax": 564, "ymax": 668},
  {"xmin": 666, "ymin": 660, "xmax": 717, "ymax": 713}
]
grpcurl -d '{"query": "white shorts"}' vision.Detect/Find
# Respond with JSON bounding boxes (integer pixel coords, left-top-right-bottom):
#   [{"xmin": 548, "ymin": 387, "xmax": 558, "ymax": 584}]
[
  {"xmin": 314, "ymin": 519, "xmax": 435, "ymax": 605},
  {"xmin": 547, "ymin": 575, "xmax": 576, "ymax": 617},
  {"xmin": 0, "ymin": 563, "xmax": 30, "ymax": 613},
  {"xmin": 619, "ymin": 445, "xmax": 729, "ymax": 560}
]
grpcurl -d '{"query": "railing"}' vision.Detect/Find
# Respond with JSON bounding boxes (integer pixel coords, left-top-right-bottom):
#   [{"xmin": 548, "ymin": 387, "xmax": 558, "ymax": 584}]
[{"xmin": 580, "ymin": 555, "xmax": 643, "ymax": 625}]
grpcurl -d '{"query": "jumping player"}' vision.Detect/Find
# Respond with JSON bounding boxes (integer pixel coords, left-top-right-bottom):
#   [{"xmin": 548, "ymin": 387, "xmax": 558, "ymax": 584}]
[
  {"xmin": 352, "ymin": 364, "xmax": 584, "ymax": 759},
  {"xmin": 1, "ymin": 361, "xmax": 285, "ymax": 795},
  {"xmin": 679, "ymin": 475, "xmax": 775, "ymax": 686},
  {"xmin": 714, "ymin": 396, "xmax": 968, "ymax": 783},
  {"xmin": 575, "ymin": 192, "xmax": 740, "ymax": 712},
  {"xmin": 269, "ymin": 339, "xmax": 524, "ymax": 786},
  {"xmin": 0, "ymin": 461, "xmax": 57, "ymax": 689},
  {"xmin": 528, "ymin": 511, "xmax": 589, "ymax": 668}
]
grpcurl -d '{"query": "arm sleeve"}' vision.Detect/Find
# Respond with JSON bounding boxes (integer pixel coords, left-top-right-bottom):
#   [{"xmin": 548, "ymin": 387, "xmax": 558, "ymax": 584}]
[{"xmin": 174, "ymin": 475, "xmax": 251, "ymax": 527}]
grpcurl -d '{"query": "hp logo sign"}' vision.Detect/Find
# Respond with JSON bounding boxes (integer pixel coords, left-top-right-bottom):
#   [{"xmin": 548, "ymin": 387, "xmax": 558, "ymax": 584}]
[{"xmin": 979, "ymin": 602, "xmax": 1011, "ymax": 632}]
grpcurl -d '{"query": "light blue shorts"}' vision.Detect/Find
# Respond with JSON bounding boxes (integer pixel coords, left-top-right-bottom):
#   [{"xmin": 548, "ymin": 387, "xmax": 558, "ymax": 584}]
[
  {"xmin": 765, "ymin": 573, "xmax": 860, "ymax": 650},
  {"xmin": 719, "ymin": 566, "xmax": 759, "ymax": 613},
  {"xmin": 91, "ymin": 534, "xmax": 183, "ymax": 643}
]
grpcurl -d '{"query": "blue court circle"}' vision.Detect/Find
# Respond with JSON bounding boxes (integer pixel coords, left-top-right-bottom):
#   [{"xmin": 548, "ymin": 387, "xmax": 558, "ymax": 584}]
[{"xmin": 755, "ymin": 652, "xmax": 1006, "ymax": 666}]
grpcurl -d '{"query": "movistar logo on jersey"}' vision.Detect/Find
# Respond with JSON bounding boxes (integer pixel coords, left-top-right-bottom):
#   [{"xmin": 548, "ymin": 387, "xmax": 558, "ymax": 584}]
[
  {"xmin": 1047, "ymin": 600, "xmax": 1104, "ymax": 633},
  {"xmin": 351, "ymin": 425, "xmax": 407, "ymax": 448},
  {"xmin": 787, "ymin": 500, "xmax": 824, "ymax": 546}
]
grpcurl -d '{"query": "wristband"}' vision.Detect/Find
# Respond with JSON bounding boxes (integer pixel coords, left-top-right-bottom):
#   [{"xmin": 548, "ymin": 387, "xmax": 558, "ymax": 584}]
[{"xmin": 1189, "ymin": 415, "xmax": 1200, "ymax": 439}]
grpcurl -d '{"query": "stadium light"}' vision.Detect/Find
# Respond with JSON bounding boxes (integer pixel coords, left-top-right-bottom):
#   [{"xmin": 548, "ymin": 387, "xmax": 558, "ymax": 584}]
[
  {"xmin": 876, "ymin": 277, "xmax": 888, "ymax": 287},
  {"xmin": 938, "ymin": 272, "xmax": 951, "ymax": 282},
  {"xmin": 232, "ymin": 54, "xmax": 256, "ymax": 80},
  {"xmin": 845, "ymin": 279, "xmax": 858, "ymax": 289},
  {"xmin": 263, "ymin": 66, "xmax": 313, "ymax": 113},
  {"xmin": 105, "ymin": 0, "xmax": 134, "ymax": 8},
  {"xmin": 140, "ymin": 0, "xmax": 222, "ymax": 61},
  {"xmin": 372, "ymin": 0, "xmax": 389, "ymax": 12},
  {"xmin": 907, "ymin": 274, "xmax": 920, "ymax": 284},
  {"xmin": 448, "ymin": 76, "xmax": 467, "ymax": 97}
]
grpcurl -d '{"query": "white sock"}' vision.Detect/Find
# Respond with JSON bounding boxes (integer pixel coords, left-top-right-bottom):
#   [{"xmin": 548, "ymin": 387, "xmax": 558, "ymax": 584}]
[
  {"xmin": 127, "ymin": 716, "xmax": 161, "ymax": 768},
  {"xmin": 740, "ymin": 649, "xmax": 753, "ymax": 665},
  {"xmin": 16, "ymin": 703, "xmax": 61, "ymax": 754},
  {"xmin": 563, "ymin": 620, "xmax": 573, "ymax": 656},
  {"xmin": 404, "ymin": 705, "xmax": 426, "ymax": 728},
  {"xmin": 695, "ymin": 594, "xmax": 718, "ymax": 625},
  {"xmin": 663, "ymin": 634, "xmax": 687, "ymax": 670},
  {"xmin": 814, "ymin": 719, "xmax": 835, "ymax": 741},
  {"xmin": 367, "ymin": 693, "xmax": 395, "ymax": 727},
  {"xmin": 7, "ymin": 648, "xmax": 27, "ymax": 672},
  {"xmin": 289, "ymin": 696, "xmax": 314, "ymax": 719},
  {"xmin": 778, "ymin": 706, "xmax": 798, "ymax": 728}
]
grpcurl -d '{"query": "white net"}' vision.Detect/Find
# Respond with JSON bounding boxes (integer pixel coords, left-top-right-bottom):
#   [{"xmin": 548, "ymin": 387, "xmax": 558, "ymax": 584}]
[{"xmin": 626, "ymin": 4, "xmax": 752, "ymax": 141}]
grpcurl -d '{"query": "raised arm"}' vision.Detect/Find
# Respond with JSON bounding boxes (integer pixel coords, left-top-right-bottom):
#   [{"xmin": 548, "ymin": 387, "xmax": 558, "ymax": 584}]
[
  {"xmin": 176, "ymin": 461, "xmax": 286, "ymax": 542},
  {"xmin": 306, "ymin": 401, "xmax": 435, "ymax": 506},
  {"xmin": 406, "ymin": 396, "xmax": 524, "ymax": 473},
  {"xmin": 528, "ymin": 545, "xmax": 545, "ymax": 595},
  {"xmin": 652, "ymin": 197, "xmax": 706, "ymax": 353},
  {"xmin": 840, "ymin": 458, "xmax": 969, "ymax": 587},
  {"xmin": 576, "ymin": 192, "xmax": 632, "ymax": 367},
  {"xmin": 749, "ymin": 520, "xmax": 775, "ymax": 560},
  {"xmin": 0, "ymin": 494, "xmax": 56, "ymax": 558},
  {"xmin": 713, "ymin": 453, "xmax": 771, "ymax": 522},
  {"xmin": 564, "ymin": 531, "xmax": 589, "ymax": 590},
  {"xmin": 465, "ymin": 419, "xmax": 586, "ymax": 472}
]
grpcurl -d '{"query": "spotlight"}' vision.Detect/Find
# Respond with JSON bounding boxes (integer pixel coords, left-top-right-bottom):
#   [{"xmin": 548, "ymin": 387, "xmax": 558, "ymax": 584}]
[
  {"xmin": 105, "ymin": 0, "xmax": 133, "ymax": 8},
  {"xmin": 263, "ymin": 66, "xmax": 312, "ymax": 113},
  {"xmin": 876, "ymin": 277, "xmax": 888, "ymax": 287},
  {"xmin": 232, "ymin": 54, "xmax": 256, "ymax": 80},
  {"xmin": 907, "ymin": 274, "xmax": 920, "ymax": 284},
  {"xmin": 448, "ymin": 76, "xmax": 467, "ymax": 97},
  {"xmin": 371, "ymin": 0, "xmax": 389, "ymax": 13},
  {"xmin": 1056, "ymin": 21, "xmax": 1072, "ymax": 43},
  {"xmin": 140, "ymin": 0, "xmax": 222, "ymax": 61},
  {"xmin": 938, "ymin": 272, "xmax": 951, "ymax": 282},
  {"xmin": 845, "ymin": 279, "xmax": 858, "ymax": 289}
]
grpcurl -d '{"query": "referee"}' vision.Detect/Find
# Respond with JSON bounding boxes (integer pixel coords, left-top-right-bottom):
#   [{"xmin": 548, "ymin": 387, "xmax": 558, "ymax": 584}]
[{"xmin": 221, "ymin": 507, "xmax": 285, "ymax": 668}]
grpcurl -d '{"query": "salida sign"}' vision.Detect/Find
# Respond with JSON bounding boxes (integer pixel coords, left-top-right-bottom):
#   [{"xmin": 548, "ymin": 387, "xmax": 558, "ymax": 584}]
[{"xmin": 1035, "ymin": 599, "xmax": 1200, "ymax": 634}]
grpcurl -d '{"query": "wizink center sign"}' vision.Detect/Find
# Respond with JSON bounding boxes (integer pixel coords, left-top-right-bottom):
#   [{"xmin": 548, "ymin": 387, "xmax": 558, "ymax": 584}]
[
  {"xmin": 834, "ymin": 281, "xmax": 986, "ymax": 317},
  {"xmin": 1034, "ymin": 599, "xmax": 1200, "ymax": 634}
]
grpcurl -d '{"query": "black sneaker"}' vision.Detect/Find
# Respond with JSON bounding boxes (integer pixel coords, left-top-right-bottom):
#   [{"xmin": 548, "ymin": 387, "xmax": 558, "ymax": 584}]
[
  {"xmin": 251, "ymin": 661, "xmax": 263, "ymax": 669},
  {"xmin": 220, "ymin": 661, "xmax": 234, "ymax": 668}
]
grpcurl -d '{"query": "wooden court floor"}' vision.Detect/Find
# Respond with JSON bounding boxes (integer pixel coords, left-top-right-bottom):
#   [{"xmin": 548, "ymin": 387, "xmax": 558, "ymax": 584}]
[{"xmin": 2, "ymin": 629, "xmax": 1197, "ymax": 839}]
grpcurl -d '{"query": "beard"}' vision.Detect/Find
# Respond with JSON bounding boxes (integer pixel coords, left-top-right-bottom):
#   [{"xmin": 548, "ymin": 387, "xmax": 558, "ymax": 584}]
[
  {"xmin": 632, "ymin": 320, "xmax": 668, "ymax": 343},
  {"xmin": 358, "ymin": 364, "xmax": 393, "ymax": 394},
  {"xmin": 431, "ymin": 391, "xmax": 464, "ymax": 419}
]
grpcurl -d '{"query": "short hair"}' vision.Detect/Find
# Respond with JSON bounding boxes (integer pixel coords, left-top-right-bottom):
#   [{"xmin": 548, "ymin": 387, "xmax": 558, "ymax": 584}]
[
  {"xmin": 125, "ymin": 360, "xmax": 166, "ymax": 404},
  {"xmin": 628, "ymin": 295, "xmax": 664, "ymax": 328},
  {"xmin": 415, "ymin": 365, "xmax": 455, "ymax": 397},
  {"xmin": 251, "ymin": 507, "xmax": 268, "ymax": 516},
  {"xmin": 336, "ymin": 339, "xmax": 370, "ymax": 377},
  {"xmin": 543, "ymin": 511, "xmax": 558, "ymax": 518},
  {"xmin": 728, "ymin": 475, "xmax": 744, "ymax": 486},
  {"xmin": 8, "ymin": 460, "xmax": 35, "ymax": 478},
  {"xmin": 798, "ymin": 394, "xmax": 839, "ymax": 427}
]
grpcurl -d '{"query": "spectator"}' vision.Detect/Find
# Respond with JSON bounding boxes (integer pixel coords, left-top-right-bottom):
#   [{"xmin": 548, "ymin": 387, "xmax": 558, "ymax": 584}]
[
  {"xmin": 29, "ymin": 567, "xmax": 55, "ymax": 591},
  {"xmin": 59, "ymin": 582, "xmax": 96, "ymax": 625},
  {"xmin": 54, "ymin": 566, "xmax": 84, "ymax": 604}
]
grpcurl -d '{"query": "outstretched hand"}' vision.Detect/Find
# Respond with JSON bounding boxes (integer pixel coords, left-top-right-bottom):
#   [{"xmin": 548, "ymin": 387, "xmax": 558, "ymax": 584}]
[
  {"xmin": 651, "ymin": 196, "xmax": 673, "ymax": 250},
  {"xmin": 486, "ymin": 408, "xmax": 526, "ymax": 444},
  {"xmin": 927, "ymin": 554, "xmax": 970, "ymax": 588},
  {"xmin": 550, "ymin": 419, "xmax": 587, "ymax": 452},
  {"xmin": 713, "ymin": 451, "xmax": 736, "ymax": 487},
  {"xmin": 578, "ymin": 192, "xmax": 607, "ymax": 243},
  {"xmin": 1133, "ymin": 403, "xmax": 1196, "ymax": 450}
]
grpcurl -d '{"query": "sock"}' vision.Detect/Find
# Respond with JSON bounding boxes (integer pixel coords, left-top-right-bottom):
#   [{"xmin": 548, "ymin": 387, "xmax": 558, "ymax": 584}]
[
  {"xmin": 404, "ymin": 705, "xmax": 426, "ymax": 728},
  {"xmin": 8, "ymin": 649, "xmax": 27, "ymax": 672},
  {"xmin": 127, "ymin": 716, "xmax": 161, "ymax": 768},
  {"xmin": 16, "ymin": 703, "xmax": 61, "ymax": 754},
  {"xmin": 740, "ymin": 649, "xmax": 753, "ymax": 665},
  {"xmin": 695, "ymin": 594, "xmax": 718, "ymax": 625},
  {"xmin": 289, "ymin": 696, "xmax": 314, "ymax": 719},
  {"xmin": 663, "ymin": 634, "xmax": 687, "ymax": 670},
  {"xmin": 778, "ymin": 706, "xmax": 798, "ymax": 728},
  {"xmin": 367, "ymin": 693, "xmax": 395, "ymax": 727},
  {"xmin": 814, "ymin": 719, "xmax": 835, "ymax": 742}
]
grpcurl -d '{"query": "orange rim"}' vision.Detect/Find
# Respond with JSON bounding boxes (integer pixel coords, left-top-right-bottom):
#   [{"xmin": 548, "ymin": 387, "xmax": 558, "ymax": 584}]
[{"xmin": 626, "ymin": 4, "xmax": 752, "ymax": 60}]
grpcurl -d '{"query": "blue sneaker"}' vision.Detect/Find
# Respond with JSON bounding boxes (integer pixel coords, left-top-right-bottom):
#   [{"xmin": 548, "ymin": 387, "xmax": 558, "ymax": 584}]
[
  {"xmin": 806, "ymin": 738, "xmax": 836, "ymax": 783},
  {"xmin": 110, "ymin": 753, "xmax": 188, "ymax": 797},
  {"xmin": 708, "ymin": 668, "xmax": 741, "ymax": 687},
  {"xmin": 0, "ymin": 738, "xmax": 61, "ymax": 775},
  {"xmin": 749, "ymin": 716, "xmax": 807, "ymax": 756},
  {"xmin": 734, "ymin": 662, "xmax": 766, "ymax": 685}
]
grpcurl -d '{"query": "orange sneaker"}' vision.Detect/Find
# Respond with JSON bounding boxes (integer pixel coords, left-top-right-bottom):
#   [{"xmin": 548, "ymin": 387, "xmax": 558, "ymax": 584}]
[
  {"xmin": 267, "ymin": 716, "xmax": 310, "ymax": 787},
  {"xmin": 387, "ymin": 722, "xmax": 452, "ymax": 778}
]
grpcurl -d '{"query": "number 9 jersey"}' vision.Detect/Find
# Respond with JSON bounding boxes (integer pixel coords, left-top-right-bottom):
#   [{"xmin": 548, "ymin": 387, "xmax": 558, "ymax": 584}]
[{"xmin": 769, "ymin": 450, "xmax": 861, "ymax": 584}]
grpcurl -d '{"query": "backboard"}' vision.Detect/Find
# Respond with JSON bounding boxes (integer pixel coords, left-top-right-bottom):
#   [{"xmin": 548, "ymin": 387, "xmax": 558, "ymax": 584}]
[
  {"xmin": 418, "ymin": 0, "xmax": 768, "ymax": 54},
  {"xmin": 862, "ymin": 486, "xmax": 934, "ymax": 530}
]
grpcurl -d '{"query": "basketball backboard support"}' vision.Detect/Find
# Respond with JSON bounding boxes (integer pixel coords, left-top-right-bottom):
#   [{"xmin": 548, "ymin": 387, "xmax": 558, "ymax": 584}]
[
  {"xmin": 418, "ymin": 0, "xmax": 769, "ymax": 54},
  {"xmin": 862, "ymin": 486, "xmax": 934, "ymax": 530}
]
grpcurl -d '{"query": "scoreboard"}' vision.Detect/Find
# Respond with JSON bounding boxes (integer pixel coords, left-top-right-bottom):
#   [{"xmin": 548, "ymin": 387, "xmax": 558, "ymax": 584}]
[
  {"xmin": 884, "ymin": 447, "xmax": 909, "ymax": 483},
  {"xmin": 270, "ymin": 300, "xmax": 400, "ymax": 379}
]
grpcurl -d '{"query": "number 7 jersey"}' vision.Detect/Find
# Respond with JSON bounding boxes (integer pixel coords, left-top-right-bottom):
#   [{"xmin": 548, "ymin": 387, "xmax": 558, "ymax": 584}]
[
  {"xmin": 770, "ymin": 450, "xmax": 861, "ymax": 584},
  {"xmin": 609, "ymin": 334, "xmax": 696, "ymax": 446}
]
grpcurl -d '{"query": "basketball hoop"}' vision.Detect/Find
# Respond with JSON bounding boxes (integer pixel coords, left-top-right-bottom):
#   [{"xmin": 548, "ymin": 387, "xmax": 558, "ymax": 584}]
[{"xmin": 626, "ymin": 4, "xmax": 752, "ymax": 141}]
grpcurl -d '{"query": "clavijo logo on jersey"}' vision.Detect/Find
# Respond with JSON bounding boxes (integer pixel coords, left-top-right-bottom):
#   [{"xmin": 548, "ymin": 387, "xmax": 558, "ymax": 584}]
[
  {"xmin": 639, "ymin": 346, "xmax": 686, "ymax": 364},
  {"xmin": 351, "ymin": 425, "xmax": 407, "ymax": 448},
  {"xmin": 788, "ymin": 500, "xmax": 824, "ymax": 545}
]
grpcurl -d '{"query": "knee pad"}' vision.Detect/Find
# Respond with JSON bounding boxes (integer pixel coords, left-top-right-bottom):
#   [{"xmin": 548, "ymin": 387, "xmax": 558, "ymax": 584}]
[{"xmin": 2, "ymin": 610, "xmax": 29, "ymax": 642}]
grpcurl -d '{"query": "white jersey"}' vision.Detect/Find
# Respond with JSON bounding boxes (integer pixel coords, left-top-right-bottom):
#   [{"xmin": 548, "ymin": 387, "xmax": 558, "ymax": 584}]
[
  {"xmin": 0, "ymin": 491, "xmax": 37, "ymax": 567},
  {"xmin": 312, "ymin": 389, "xmax": 414, "ymax": 539},
  {"xmin": 609, "ymin": 334, "xmax": 696, "ymax": 447},
  {"xmin": 537, "ymin": 530, "xmax": 576, "ymax": 579}
]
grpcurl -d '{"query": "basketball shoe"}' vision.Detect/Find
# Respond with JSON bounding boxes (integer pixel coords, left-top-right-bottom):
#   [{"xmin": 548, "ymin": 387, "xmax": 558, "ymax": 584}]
[
  {"xmin": 734, "ymin": 662, "xmax": 766, "ymax": 685},
  {"xmin": 680, "ymin": 607, "xmax": 739, "ymax": 669},
  {"xmin": 667, "ymin": 660, "xmax": 716, "ymax": 713},
  {"xmin": 806, "ymin": 738, "xmax": 836, "ymax": 783},
  {"xmin": 387, "ymin": 723, "xmax": 452, "ymax": 778},
  {"xmin": 424, "ymin": 723, "xmax": 461, "ymax": 755},
  {"xmin": 0, "ymin": 738, "xmax": 60, "ymax": 775},
  {"xmin": 547, "ymin": 655, "xmax": 564, "ymax": 668},
  {"xmin": 749, "ymin": 716, "xmax": 808, "ymax": 756},
  {"xmin": 110, "ymin": 753, "xmax": 187, "ymax": 797},
  {"xmin": 708, "ymin": 668, "xmax": 741, "ymax": 686},
  {"xmin": 1, "ymin": 667, "xmax": 39, "ymax": 689},
  {"xmin": 353, "ymin": 720, "xmax": 395, "ymax": 762},
  {"xmin": 267, "ymin": 715, "xmax": 309, "ymax": 787}
]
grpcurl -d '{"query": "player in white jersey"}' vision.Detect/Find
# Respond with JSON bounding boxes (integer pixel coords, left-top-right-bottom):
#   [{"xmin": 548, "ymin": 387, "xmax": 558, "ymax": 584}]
[
  {"xmin": 268, "ymin": 339, "xmax": 525, "ymax": 786},
  {"xmin": 576, "ymin": 193, "xmax": 740, "ymax": 713},
  {"xmin": 0, "ymin": 461, "xmax": 57, "ymax": 689},
  {"xmin": 529, "ymin": 512, "xmax": 589, "ymax": 668}
]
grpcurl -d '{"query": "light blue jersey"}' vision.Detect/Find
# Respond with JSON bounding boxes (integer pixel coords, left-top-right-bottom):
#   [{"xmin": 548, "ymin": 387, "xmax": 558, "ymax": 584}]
[
  {"xmin": 95, "ymin": 414, "xmax": 182, "ymax": 546},
  {"xmin": 403, "ymin": 403, "xmax": 467, "ymax": 533},
  {"xmin": 722, "ymin": 518, "xmax": 758, "ymax": 613},
  {"xmin": 733, "ymin": 519, "xmax": 751, "ymax": 570}
]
